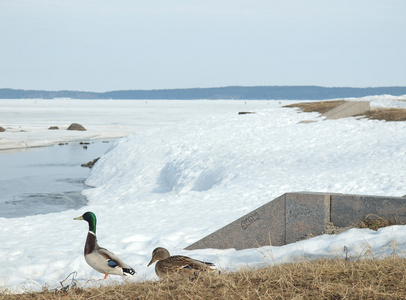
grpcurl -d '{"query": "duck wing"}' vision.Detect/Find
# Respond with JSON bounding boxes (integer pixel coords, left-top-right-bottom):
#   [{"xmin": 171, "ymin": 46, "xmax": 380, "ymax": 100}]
[
  {"xmin": 98, "ymin": 247, "xmax": 136, "ymax": 276},
  {"xmin": 165, "ymin": 255, "xmax": 215, "ymax": 270}
]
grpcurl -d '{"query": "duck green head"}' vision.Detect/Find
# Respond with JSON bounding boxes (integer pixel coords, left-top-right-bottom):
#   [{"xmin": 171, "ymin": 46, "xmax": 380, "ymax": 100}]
[{"xmin": 74, "ymin": 211, "xmax": 97, "ymax": 234}]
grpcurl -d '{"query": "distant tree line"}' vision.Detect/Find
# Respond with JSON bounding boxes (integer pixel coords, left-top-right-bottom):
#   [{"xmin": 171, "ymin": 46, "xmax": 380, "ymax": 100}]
[{"xmin": 1, "ymin": 86, "xmax": 406, "ymax": 100}]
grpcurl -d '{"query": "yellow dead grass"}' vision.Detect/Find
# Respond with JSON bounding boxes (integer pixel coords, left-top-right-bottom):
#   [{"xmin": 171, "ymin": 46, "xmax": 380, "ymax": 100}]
[
  {"xmin": 284, "ymin": 100, "xmax": 406, "ymax": 121},
  {"xmin": 2, "ymin": 256, "xmax": 406, "ymax": 299}
]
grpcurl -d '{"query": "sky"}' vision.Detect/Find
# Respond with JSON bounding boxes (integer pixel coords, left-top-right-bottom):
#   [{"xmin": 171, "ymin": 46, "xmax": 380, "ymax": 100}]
[
  {"xmin": 1, "ymin": 96, "xmax": 406, "ymax": 292},
  {"xmin": 1, "ymin": 0, "xmax": 406, "ymax": 92}
]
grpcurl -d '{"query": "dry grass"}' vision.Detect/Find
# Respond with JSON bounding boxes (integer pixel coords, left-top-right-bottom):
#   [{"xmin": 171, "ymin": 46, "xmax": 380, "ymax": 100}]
[
  {"xmin": 356, "ymin": 214, "xmax": 405, "ymax": 231},
  {"xmin": 283, "ymin": 100, "xmax": 346, "ymax": 114},
  {"xmin": 284, "ymin": 100, "xmax": 406, "ymax": 122},
  {"xmin": 355, "ymin": 108, "xmax": 406, "ymax": 122},
  {"xmin": 2, "ymin": 256, "xmax": 406, "ymax": 299}
]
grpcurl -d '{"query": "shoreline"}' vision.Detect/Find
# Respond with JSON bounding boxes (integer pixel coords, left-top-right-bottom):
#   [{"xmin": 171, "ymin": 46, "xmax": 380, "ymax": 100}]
[{"xmin": 0, "ymin": 131, "xmax": 129, "ymax": 153}]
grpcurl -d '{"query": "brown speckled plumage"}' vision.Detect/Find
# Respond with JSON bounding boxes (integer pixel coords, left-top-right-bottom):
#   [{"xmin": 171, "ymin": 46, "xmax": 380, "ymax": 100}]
[{"xmin": 147, "ymin": 247, "xmax": 215, "ymax": 278}]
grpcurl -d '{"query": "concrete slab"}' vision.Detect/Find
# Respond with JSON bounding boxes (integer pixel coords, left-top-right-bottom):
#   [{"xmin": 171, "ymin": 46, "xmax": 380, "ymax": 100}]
[
  {"xmin": 285, "ymin": 192, "xmax": 330, "ymax": 244},
  {"xmin": 322, "ymin": 101, "xmax": 370, "ymax": 119},
  {"xmin": 185, "ymin": 194, "xmax": 286, "ymax": 250},
  {"xmin": 331, "ymin": 194, "xmax": 406, "ymax": 227},
  {"xmin": 185, "ymin": 191, "xmax": 406, "ymax": 251}
]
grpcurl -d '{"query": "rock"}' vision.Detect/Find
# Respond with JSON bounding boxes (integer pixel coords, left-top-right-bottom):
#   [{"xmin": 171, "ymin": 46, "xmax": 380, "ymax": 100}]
[
  {"xmin": 81, "ymin": 157, "xmax": 100, "ymax": 168},
  {"xmin": 48, "ymin": 126, "xmax": 59, "ymax": 130},
  {"xmin": 67, "ymin": 123, "xmax": 86, "ymax": 131},
  {"xmin": 238, "ymin": 112, "xmax": 255, "ymax": 115},
  {"xmin": 0, "ymin": 126, "xmax": 5, "ymax": 132}
]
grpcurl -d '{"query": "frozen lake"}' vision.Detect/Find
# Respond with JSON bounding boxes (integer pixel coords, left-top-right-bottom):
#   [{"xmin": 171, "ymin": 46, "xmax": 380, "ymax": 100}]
[
  {"xmin": 0, "ymin": 99, "xmax": 278, "ymax": 151},
  {"xmin": 0, "ymin": 139, "xmax": 114, "ymax": 218}
]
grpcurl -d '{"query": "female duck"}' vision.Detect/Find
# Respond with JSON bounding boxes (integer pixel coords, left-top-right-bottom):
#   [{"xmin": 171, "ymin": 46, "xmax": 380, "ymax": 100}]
[
  {"xmin": 74, "ymin": 211, "xmax": 136, "ymax": 279},
  {"xmin": 147, "ymin": 247, "xmax": 215, "ymax": 278}
]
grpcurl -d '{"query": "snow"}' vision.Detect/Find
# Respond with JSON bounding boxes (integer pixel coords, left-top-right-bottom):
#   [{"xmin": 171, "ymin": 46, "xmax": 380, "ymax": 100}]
[{"xmin": 1, "ymin": 96, "xmax": 406, "ymax": 293}]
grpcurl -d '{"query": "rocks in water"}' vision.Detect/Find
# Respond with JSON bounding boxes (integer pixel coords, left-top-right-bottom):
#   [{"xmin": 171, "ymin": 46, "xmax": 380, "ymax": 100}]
[
  {"xmin": 67, "ymin": 123, "xmax": 86, "ymax": 131},
  {"xmin": 48, "ymin": 126, "xmax": 59, "ymax": 130},
  {"xmin": 0, "ymin": 126, "xmax": 5, "ymax": 132},
  {"xmin": 81, "ymin": 157, "xmax": 100, "ymax": 168},
  {"xmin": 79, "ymin": 141, "xmax": 90, "ymax": 149}
]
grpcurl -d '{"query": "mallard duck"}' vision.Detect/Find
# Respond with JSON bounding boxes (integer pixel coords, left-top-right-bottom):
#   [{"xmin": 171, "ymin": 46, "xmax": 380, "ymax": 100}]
[
  {"xmin": 147, "ymin": 247, "xmax": 215, "ymax": 278},
  {"xmin": 74, "ymin": 211, "xmax": 136, "ymax": 279}
]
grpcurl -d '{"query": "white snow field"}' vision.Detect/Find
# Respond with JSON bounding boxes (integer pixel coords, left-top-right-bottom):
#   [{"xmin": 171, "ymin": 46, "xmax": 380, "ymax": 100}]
[{"xmin": 1, "ymin": 95, "xmax": 406, "ymax": 293}]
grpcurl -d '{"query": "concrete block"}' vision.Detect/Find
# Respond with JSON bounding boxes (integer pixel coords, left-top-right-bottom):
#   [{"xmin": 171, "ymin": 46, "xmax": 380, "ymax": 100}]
[
  {"xmin": 185, "ymin": 194, "xmax": 286, "ymax": 250},
  {"xmin": 322, "ymin": 101, "xmax": 370, "ymax": 119},
  {"xmin": 285, "ymin": 192, "xmax": 331, "ymax": 244},
  {"xmin": 186, "ymin": 191, "xmax": 406, "ymax": 251},
  {"xmin": 331, "ymin": 194, "xmax": 406, "ymax": 227}
]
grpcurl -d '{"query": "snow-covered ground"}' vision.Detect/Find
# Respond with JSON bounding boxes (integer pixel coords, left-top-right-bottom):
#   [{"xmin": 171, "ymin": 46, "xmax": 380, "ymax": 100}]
[{"xmin": 1, "ymin": 95, "xmax": 406, "ymax": 293}]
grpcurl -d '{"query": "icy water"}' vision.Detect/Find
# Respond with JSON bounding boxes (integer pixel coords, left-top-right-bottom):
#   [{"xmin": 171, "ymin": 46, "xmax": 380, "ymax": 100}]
[{"xmin": 0, "ymin": 139, "xmax": 115, "ymax": 218}]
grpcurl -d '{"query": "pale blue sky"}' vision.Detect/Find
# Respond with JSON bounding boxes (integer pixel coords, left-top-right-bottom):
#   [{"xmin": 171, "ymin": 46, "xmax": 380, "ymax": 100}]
[{"xmin": 1, "ymin": 0, "xmax": 405, "ymax": 92}]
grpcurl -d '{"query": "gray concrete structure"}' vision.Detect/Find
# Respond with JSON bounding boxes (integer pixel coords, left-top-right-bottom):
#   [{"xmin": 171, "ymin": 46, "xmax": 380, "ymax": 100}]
[
  {"xmin": 331, "ymin": 194, "xmax": 406, "ymax": 227},
  {"xmin": 186, "ymin": 194, "xmax": 286, "ymax": 250},
  {"xmin": 185, "ymin": 192, "xmax": 406, "ymax": 250},
  {"xmin": 285, "ymin": 192, "xmax": 331, "ymax": 244},
  {"xmin": 322, "ymin": 101, "xmax": 370, "ymax": 119}
]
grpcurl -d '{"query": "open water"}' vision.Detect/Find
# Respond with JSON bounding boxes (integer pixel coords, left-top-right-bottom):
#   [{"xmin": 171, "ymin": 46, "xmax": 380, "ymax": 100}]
[{"xmin": 0, "ymin": 139, "xmax": 115, "ymax": 218}]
